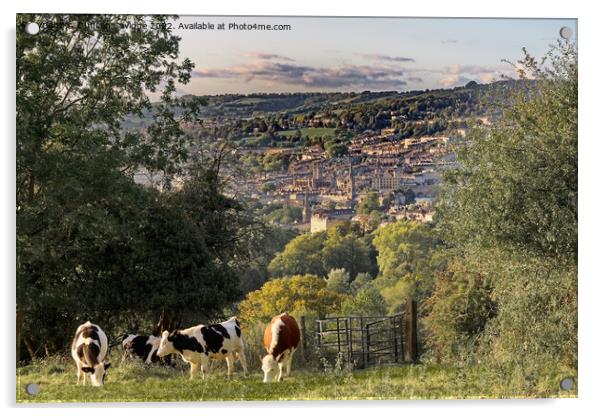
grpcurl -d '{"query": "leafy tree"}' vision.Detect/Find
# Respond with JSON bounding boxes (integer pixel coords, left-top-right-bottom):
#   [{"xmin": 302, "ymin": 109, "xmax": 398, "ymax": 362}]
[
  {"xmin": 437, "ymin": 43, "xmax": 577, "ymax": 258},
  {"xmin": 15, "ymin": 14, "xmax": 249, "ymax": 359},
  {"xmin": 321, "ymin": 226, "xmax": 373, "ymax": 279},
  {"xmin": 341, "ymin": 284, "xmax": 387, "ymax": 317},
  {"xmin": 268, "ymin": 232, "xmax": 327, "ymax": 277},
  {"xmin": 325, "ymin": 268, "xmax": 351, "ymax": 294},
  {"xmin": 372, "ymin": 220, "xmax": 441, "ymax": 312},
  {"xmin": 238, "ymin": 275, "xmax": 346, "ymax": 322},
  {"xmin": 357, "ymin": 191, "xmax": 381, "ymax": 214},
  {"xmin": 350, "ymin": 272, "xmax": 373, "ymax": 294}
]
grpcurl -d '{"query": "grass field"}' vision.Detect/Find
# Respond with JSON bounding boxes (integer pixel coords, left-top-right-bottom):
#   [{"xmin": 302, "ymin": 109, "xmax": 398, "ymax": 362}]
[{"xmin": 16, "ymin": 355, "xmax": 576, "ymax": 403}]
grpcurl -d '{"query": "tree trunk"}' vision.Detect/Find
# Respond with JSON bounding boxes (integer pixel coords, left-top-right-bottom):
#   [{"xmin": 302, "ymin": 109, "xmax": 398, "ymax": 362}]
[
  {"xmin": 16, "ymin": 305, "xmax": 22, "ymax": 365},
  {"xmin": 23, "ymin": 337, "xmax": 36, "ymax": 361}
]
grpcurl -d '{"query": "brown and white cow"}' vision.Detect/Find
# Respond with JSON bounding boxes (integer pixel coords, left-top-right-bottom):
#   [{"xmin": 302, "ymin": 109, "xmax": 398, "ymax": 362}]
[
  {"xmin": 71, "ymin": 321, "xmax": 111, "ymax": 386},
  {"xmin": 261, "ymin": 312, "xmax": 300, "ymax": 382}
]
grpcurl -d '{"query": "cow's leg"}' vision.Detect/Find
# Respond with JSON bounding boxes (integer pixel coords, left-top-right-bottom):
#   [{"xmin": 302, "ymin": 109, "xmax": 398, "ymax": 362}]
[
  {"xmin": 225, "ymin": 354, "xmax": 234, "ymax": 378},
  {"xmin": 237, "ymin": 346, "xmax": 249, "ymax": 375},
  {"xmin": 76, "ymin": 362, "xmax": 83, "ymax": 385},
  {"xmin": 190, "ymin": 362, "xmax": 199, "ymax": 380},
  {"xmin": 286, "ymin": 350, "xmax": 295, "ymax": 377},
  {"xmin": 199, "ymin": 355, "xmax": 209, "ymax": 380},
  {"xmin": 277, "ymin": 360, "xmax": 285, "ymax": 382}
]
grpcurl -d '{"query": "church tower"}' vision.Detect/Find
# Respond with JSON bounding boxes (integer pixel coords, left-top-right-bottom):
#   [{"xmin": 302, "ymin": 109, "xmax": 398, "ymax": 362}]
[
  {"xmin": 302, "ymin": 189, "xmax": 311, "ymax": 223},
  {"xmin": 348, "ymin": 157, "xmax": 356, "ymax": 201}
]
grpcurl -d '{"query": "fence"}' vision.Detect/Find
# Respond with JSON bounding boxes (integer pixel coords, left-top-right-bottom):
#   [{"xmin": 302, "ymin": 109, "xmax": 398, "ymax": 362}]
[{"xmin": 301, "ymin": 299, "xmax": 418, "ymax": 368}]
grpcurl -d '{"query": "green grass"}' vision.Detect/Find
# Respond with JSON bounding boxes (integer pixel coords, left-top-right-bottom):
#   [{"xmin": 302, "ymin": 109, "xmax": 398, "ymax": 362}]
[{"xmin": 16, "ymin": 355, "xmax": 576, "ymax": 403}]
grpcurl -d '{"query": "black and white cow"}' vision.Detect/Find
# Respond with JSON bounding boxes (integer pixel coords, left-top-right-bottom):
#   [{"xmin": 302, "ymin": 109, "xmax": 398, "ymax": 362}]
[
  {"xmin": 121, "ymin": 334, "xmax": 163, "ymax": 364},
  {"xmin": 157, "ymin": 316, "xmax": 248, "ymax": 379},
  {"xmin": 71, "ymin": 321, "xmax": 111, "ymax": 386}
]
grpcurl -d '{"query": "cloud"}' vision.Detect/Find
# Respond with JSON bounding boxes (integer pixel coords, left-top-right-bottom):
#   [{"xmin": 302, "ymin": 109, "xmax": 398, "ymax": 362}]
[
  {"xmin": 193, "ymin": 61, "xmax": 410, "ymax": 90},
  {"xmin": 243, "ymin": 52, "xmax": 295, "ymax": 61},
  {"xmin": 437, "ymin": 64, "xmax": 514, "ymax": 87},
  {"xmin": 441, "ymin": 39, "xmax": 458, "ymax": 44},
  {"xmin": 359, "ymin": 53, "xmax": 415, "ymax": 63}
]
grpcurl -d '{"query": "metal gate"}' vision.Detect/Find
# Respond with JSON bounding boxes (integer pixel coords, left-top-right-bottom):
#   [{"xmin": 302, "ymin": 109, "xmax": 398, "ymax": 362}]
[
  {"xmin": 365, "ymin": 315, "xmax": 404, "ymax": 366},
  {"xmin": 303, "ymin": 300, "xmax": 418, "ymax": 368}
]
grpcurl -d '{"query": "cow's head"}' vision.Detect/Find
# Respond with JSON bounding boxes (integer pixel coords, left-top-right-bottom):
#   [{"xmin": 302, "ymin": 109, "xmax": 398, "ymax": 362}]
[
  {"xmin": 157, "ymin": 330, "xmax": 176, "ymax": 357},
  {"xmin": 82, "ymin": 362, "xmax": 111, "ymax": 387},
  {"xmin": 261, "ymin": 354, "xmax": 278, "ymax": 382}
]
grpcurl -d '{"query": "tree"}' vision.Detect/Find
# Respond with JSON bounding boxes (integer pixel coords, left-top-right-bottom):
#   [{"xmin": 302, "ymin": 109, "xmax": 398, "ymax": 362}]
[
  {"xmin": 437, "ymin": 43, "xmax": 577, "ymax": 259},
  {"xmin": 341, "ymin": 284, "xmax": 387, "ymax": 317},
  {"xmin": 268, "ymin": 232, "xmax": 327, "ymax": 277},
  {"xmin": 357, "ymin": 191, "xmax": 380, "ymax": 214},
  {"xmin": 325, "ymin": 268, "xmax": 351, "ymax": 294},
  {"xmin": 15, "ymin": 14, "xmax": 246, "ymax": 359},
  {"xmin": 351, "ymin": 272, "xmax": 373, "ymax": 294},
  {"xmin": 372, "ymin": 220, "xmax": 441, "ymax": 312},
  {"xmin": 238, "ymin": 275, "xmax": 347, "ymax": 322},
  {"xmin": 321, "ymin": 226, "xmax": 373, "ymax": 279}
]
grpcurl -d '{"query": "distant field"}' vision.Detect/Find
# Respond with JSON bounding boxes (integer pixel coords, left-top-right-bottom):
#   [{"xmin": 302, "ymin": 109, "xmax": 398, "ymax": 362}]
[
  {"xmin": 280, "ymin": 127, "xmax": 337, "ymax": 138},
  {"xmin": 16, "ymin": 356, "xmax": 576, "ymax": 403}
]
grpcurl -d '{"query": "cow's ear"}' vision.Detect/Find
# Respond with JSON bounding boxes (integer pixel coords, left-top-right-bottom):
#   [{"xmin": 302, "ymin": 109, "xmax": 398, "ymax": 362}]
[
  {"xmin": 104, "ymin": 363, "xmax": 111, "ymax": 370},
  {"xmin": 258, "ymin": 353, "xmax": 263, "ymax": 363},
  {"xmin": 162, "ymin": 330, "xmax": 169, "ymax": 338},
  {"xmin": 82, "ymin": 366, "xmax": 94, "ymax": 373}
]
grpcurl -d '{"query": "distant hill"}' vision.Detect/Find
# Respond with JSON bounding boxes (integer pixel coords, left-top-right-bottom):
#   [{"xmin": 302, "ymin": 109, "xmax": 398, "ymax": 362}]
[{"xmin": 122, "ymin": 80, "xmax": 518, "ymax": 130}]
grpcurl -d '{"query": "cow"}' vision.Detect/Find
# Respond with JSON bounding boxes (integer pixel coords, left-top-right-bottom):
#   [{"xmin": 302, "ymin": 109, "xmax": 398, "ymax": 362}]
[
  {"xmin": 71, "ymin": 321, "xmax": 111, "ymax": 386},
  {"xmin": 121, "ymin": 334, "xmax": 165, "ymax": 365},
  {"xmin": 157, "ymin": 316, "xmax": 248, "ymax": 379},
  {"xmin": 261, "ymin": 312, "xmax": 300, "ymax": 382}
]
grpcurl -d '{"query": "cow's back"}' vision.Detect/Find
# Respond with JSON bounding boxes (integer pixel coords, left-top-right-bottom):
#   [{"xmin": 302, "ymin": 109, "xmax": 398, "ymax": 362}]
[{"xmin": 263, "ymin": 313, "xmax": 300, "ymax": 358}]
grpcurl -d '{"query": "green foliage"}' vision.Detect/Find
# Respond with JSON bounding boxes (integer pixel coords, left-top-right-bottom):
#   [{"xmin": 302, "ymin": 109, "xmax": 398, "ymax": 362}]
[
  {"xmin": 423, "ymin": 250, "xmax": 496, "ymax": 360},
  {"xmin": 478, "ymin": 251, "xmax": 577, "ymax": 369},
  {"xmin": 325, "ymin": 268, "xmax": 351, "ymax": 294},
  {"xmin": 438, "ymin": 43, "xmax": 577, "ymax": 258},
  {"xmin": 350, "ymin": 272, "xmax": 373, "ymax": 294},
  {"xmin": 268, "ymin": 223, "xmax": 374, "ymax": 279},
  {"xmin": 341, "ymin": 284, "xmax": 387, "ymax": 316},
  {"xmin": 321, "ymin": 226, "xmax": 373, "ymax": 279},
  {"xmin": 238, "ymin": 275, "xmax": 346, "ymax": 323},
  {"xmin": 260, "ymin": 182, "xmax": 276, "ymax": 193},
  {"xmin": 268, "ymin": 232, "xmax": 328, "ymax": 277},
  {"xmin": 427, "ymin": 41, "xmax": 578, "ymax": 368},
  {"xmin": 357, "ymin": 191, "xmax": 381, "ymax": 215},
  {"xmin": 265, "ymin": 205, "xmax": 302, "ymax": 224},
  {"xmin": 372, "ymin": 220, "xmax": 441, "ymax": 312},
  {"xmin": 15, "ymin": 14, "xmax": 257, "ymax": 357}
]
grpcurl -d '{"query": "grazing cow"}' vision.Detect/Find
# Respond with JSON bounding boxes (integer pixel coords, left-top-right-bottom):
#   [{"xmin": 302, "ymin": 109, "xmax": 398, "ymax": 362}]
[
  {"xmin": 71, "ymin": 321, "xmax": 111, "ymax": 386},
  {"xmin": 261, "ymin": 312, "xmax": 300, "ymax": 382},
  {"xmin": 121, "ymin": 334, "xmax": 166, "ymax": 365},
  {"xmin": 157, "ymin": 316, "xmax": 248, "ymax": 379}
]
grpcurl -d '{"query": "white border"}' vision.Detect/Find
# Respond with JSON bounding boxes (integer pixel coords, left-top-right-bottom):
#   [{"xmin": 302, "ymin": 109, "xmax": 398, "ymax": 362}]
[{"xmin": 2, "ymin": 1, "xmax": 599, "ymax": 415}]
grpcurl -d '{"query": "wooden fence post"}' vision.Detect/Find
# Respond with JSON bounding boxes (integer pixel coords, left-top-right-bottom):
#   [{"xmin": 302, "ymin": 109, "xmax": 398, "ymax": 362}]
[
  {"xmin": 300, "ymin": 316, "xmax": 307, "ymax": 362},
  {"xmin": 404, "ymin": 298, "xmax": 418, "ymax": 363}
]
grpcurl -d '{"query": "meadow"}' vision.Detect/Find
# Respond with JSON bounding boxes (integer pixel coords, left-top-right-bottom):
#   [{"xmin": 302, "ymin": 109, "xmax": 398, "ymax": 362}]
[{"xmin": 16, "ymin": 354, "xmax": 576, "ymax": 403}]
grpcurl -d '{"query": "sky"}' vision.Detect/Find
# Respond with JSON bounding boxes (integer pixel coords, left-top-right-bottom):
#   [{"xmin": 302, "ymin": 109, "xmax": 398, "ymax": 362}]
[{"xmin": 169, "ymin": 16, "xmax": 577, "ymax": 95}]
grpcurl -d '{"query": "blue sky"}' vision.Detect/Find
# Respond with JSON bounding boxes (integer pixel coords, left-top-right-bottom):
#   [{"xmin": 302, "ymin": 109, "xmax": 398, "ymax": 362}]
[{"xmin": 171, "ymin": 16, "xmax": 577, "ymax": 95}]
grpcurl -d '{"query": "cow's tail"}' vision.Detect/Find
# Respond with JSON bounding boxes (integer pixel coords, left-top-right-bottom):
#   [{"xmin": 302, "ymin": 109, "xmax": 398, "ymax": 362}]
[{"xmin": 82, "ymin": 344, "xmax": 99, "ymax": 368}]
